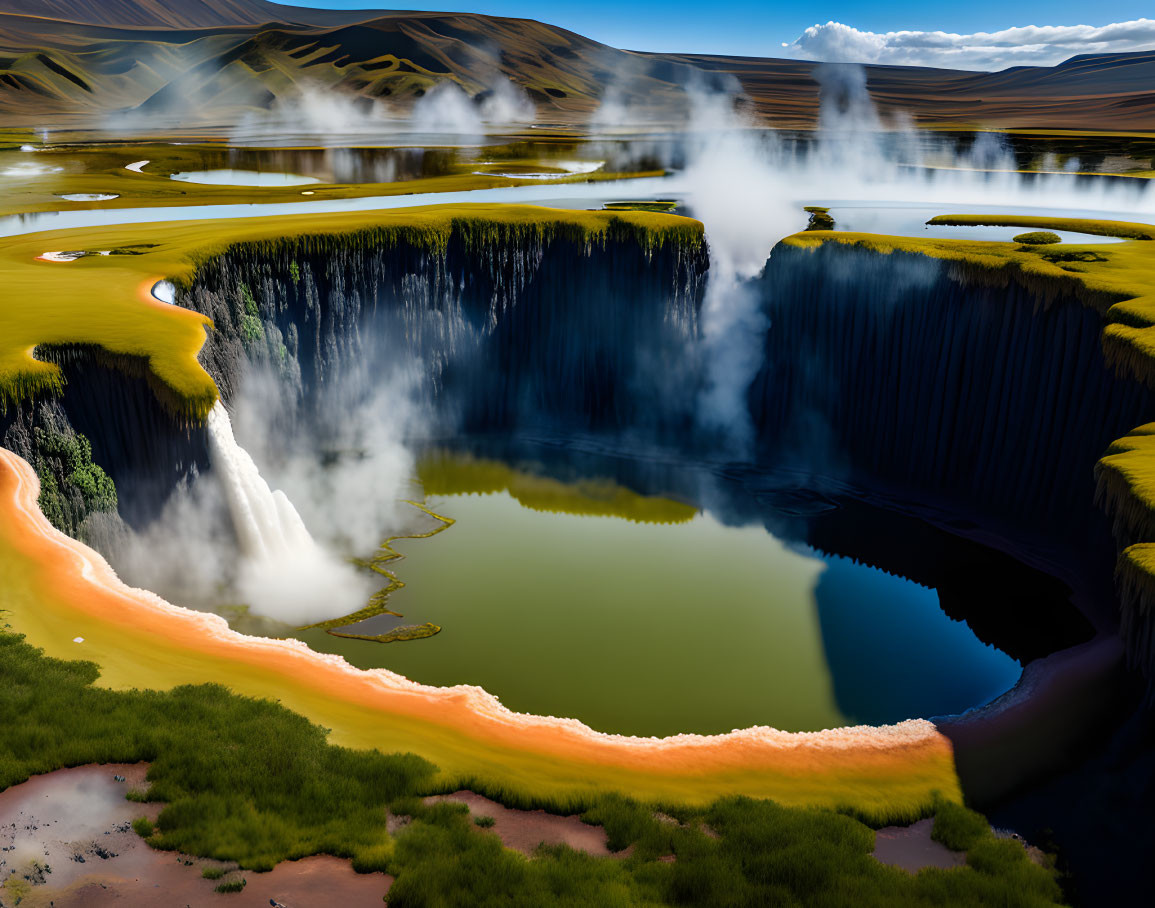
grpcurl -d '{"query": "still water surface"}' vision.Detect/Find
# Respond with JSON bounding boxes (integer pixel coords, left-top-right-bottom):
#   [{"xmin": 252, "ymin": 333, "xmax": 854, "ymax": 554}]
[{"xmin": 298, "ymin": 490, "xmax": 1021, "ymax": 737}]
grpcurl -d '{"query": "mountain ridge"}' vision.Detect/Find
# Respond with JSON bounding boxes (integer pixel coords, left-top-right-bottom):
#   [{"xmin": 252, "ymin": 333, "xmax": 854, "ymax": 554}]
[{"xmin": 0, "ymin": 1, "xmax": 1151, "ymax": 130}]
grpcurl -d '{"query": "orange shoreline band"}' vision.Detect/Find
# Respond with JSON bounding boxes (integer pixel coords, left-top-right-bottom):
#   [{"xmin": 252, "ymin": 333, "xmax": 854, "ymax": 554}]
[{"xmin": 0, "ymin": 446, "xmax": 960, "ymax": 810}]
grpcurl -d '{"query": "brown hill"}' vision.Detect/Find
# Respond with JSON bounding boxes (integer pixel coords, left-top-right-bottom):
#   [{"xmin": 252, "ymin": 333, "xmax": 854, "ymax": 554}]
[
  {"xmin": 0, "ymin": 0, "xmax": 386, "ymax": 28},
  {"xmin": 662, "ymin": 50, "xmax": 1155, "ymax": 131},
  {"xmin": 0, "ymin": 2, "xmax": 1150, "ymax": 131}
]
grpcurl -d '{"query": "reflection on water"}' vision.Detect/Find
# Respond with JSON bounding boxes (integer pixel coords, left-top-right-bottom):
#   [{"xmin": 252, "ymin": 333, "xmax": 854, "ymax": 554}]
[
  {"xmin": 170, "ymin": 170, "xmax": 321, "ymax": 187},
  {"xmin": 816, "ymin": 557, "xmax": 1023, "ymax": 726},
  {"xmin": 296, "ymin": 466, "xmax": 1023, "ymax": 737}
]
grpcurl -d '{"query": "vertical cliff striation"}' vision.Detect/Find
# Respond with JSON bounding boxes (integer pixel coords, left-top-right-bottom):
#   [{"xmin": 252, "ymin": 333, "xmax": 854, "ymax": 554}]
[{"xmin": 754, "ymin": 243, "xmax": 1153, "ymax": 547}]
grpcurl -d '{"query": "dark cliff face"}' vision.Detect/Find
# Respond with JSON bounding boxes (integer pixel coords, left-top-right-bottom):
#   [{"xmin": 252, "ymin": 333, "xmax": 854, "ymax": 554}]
[
  {"xmin": 183, "ymin": 232, "xmax": 1143, "ymax": 609},
  {"xmin": 0, "ymin": 347, "xmax": 209, "ymax": 532},
  {"xmin": 754, "ymin": 244, "xmax": 1153, "ymax": 552},
  {"xmin": 184, "ymin": 227, "xmax": 708, "ymax": 443}
]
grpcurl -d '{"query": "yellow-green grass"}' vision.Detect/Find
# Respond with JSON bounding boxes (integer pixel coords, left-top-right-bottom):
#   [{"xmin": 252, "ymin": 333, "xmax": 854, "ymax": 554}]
[
  {"xmin": 926, "ymin": 214, "xmax": 1155, "ymax": 242},
  {"xmin": 0, "ymin": 203, "xmax": 702, "ymax": 420},
  {"xmin": 1097, "ymin": 424, "xmax": 1155, "ymax": 545}
]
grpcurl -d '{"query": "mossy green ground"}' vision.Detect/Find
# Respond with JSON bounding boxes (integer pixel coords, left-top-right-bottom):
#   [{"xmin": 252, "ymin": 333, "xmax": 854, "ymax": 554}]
[{"xmin": 0, "ymin": 631, "xmax": 1062, "ymax": 906}]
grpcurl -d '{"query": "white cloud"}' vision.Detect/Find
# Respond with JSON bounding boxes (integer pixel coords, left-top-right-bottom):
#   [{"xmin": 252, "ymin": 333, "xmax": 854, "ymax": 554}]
[{"xmin": 781, "ymin": 19, "xmax": 1155, "ymax": 71}]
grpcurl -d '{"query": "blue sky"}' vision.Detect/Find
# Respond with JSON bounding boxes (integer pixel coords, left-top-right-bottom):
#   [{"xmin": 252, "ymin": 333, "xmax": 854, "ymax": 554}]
[{"xmin": 272, "ymin": 2, "xmax": 1155, "ymax": 62}]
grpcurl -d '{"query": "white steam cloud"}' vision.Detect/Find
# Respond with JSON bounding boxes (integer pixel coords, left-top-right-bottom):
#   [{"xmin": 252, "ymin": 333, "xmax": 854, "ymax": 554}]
[
  {"xmin": 232, "ymin": 77, "xmax": 535, "ymax": 144},
  {"xmin": 206, "ymin": 401, "xmax": 371, "ymax": 626},
  {"xmin": 782, "ymin": 19, "xmax": 1155, "ymax": 71},
  {"xmin": 101, "ymin": 354, "xmax": 424, "ymax": 630},
  {"xmin": 678, "ymin": 86, "xmax": 786, "ymax": 456}
]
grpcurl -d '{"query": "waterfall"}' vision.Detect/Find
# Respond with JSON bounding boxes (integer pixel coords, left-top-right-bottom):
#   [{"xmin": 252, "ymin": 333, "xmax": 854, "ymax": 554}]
[
  {"xmin": 206, "ymin": 401, "xmax": 316, "ymax": 561},
  {"xmin": 204, "ymin": 400, "xmax": 368, "ymax": 625}
]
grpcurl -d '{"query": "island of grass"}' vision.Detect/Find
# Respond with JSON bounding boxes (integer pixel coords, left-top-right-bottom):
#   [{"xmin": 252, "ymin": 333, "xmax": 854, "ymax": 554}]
[
  {"xmin": 330, "ymin": 623, "xmax": 443, "ymax": 644},
  {"xmin": 804, "ymin": 205, "xmax": 836, "ymax": 231},
  {"xmin": 603, "ymin": 200, "xmax": 679, "ymax": 212},
  {"xmin": 1013, "ymin": 232, "xmax": 1061, "ymax": 246}
]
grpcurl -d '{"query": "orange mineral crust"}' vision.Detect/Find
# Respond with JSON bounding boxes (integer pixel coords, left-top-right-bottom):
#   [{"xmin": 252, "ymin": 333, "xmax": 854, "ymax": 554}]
[{"xmin": 0, "ymin": 448, "xmax": 961, "ymax": 812}]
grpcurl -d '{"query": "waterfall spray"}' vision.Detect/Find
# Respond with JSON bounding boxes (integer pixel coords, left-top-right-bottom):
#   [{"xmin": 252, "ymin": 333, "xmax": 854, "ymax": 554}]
[
  {"xmin": 205, "ymin": 401, "xmax": 316, "ymax": 560},
  {"xmin": 205, "ymin": 401, "xmax": 370, "ymax": 625}
]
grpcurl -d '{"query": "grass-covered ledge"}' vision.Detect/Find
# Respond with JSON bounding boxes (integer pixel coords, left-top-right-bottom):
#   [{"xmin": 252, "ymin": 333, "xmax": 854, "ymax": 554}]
[{"xmin": 0, "ymin": 205, "xmax": 705, "ymax": 421}]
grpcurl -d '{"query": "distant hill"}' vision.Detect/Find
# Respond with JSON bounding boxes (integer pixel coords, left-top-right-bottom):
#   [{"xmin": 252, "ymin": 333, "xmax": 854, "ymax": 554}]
[
  {"xmin": 0, "ymin": 1, "xmax": 1151, "ymax": 131},
  {"xmin": 0, "ymin": 1, "xmax": 389, "ymax": 28},
  {"xmin": 0, "ymin": 1, "xmax": 276, "ymax": 28}
]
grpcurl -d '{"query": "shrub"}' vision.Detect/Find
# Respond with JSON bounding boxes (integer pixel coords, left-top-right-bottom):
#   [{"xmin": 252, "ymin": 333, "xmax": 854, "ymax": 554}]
[
  {"xmin": 239, "ymin": 284, "xmax": 258, "ymax": 316},
  {"xmin": 932, "ymin": 799, "xmax": 991, "ymax": 851},
  {"xmin": 1014, "ymin": 231, "xmax": 1061, "ymax": 246},
  {"xmin": 132, "ymin": 817, "xmax": 155, "ymax": 838},
  {"xmin": 201, "ymin": 866, "xmax": 227, "ymax": 880},
  {"xmin": 215, "ymin": 878, "xmax": 247, "ymax": 893},
  {"xmin": 473, "ymin": 814, "xmax": 496, "ymax": 828},
  {"xmin": 240, "ymin": 314, "xmax": 262, "ymax": 344}
]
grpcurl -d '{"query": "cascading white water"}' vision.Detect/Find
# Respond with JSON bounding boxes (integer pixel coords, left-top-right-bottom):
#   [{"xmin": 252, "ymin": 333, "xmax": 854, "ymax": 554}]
[
  {"xmin": 206, "ymin": 401, "xmax": 316, "ymax": 561},
  {"xmin": 204, "ymin": 401, "xmax": 369, "ymax": 625}
]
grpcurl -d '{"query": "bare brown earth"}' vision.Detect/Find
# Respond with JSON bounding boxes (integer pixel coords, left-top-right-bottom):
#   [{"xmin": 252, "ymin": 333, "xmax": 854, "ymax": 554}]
[
  {"xmin": 0, "ymin": 764, "xmax": 392, "ymax": 907},
  {"xmin": 0, "ymin": 1, "xmax": 1151, "ymax": 131},
  {"xmin": 424, "ymin": 791, "xmax": 615, "ymax": 857},
  {"xmin": 872, "ymin": 818, "xmax": 966, "ymax": 873}
]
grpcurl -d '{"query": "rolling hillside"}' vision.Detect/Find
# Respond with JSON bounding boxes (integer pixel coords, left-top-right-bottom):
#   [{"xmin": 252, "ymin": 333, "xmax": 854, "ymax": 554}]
[
  {"xmin": 0, "ymin": 1, "xmax": 389, "ymax": 28},
  {"xmin": 0, "ymin": 0, "xmax": 1151, "ymax": 131}
]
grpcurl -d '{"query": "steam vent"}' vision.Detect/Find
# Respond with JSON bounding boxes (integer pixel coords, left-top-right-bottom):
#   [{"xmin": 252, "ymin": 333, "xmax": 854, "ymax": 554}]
[{"xmin": 3, "ymin": 1, "xmax": 1155, "ymax": 905}]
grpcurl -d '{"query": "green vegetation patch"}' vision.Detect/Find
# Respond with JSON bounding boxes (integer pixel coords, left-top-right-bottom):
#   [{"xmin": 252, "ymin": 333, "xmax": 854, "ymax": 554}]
[
  {"xmin": 0, "ymin": 631, "xmax": 1061, "ymax": 904},
  {"xmin": 32, "ymin": 423, "xmax": 117, "ymax": 539},
  {"xmin": 603, "ymin": 201, "xmax": 679, "ymax": 213},
  {"xmin": 330, "ymin": 623, "xmax": 442, "ymax": 644},
  {"xmin": 418, "ymin": 452, "xmax": 698, "ymax": 524},
  {"xmin": 931, "ymin": 798, "xmax": 992, "ymax": 852},
  {"xmin": 1014, "ymin": 232, "xmax": 1062, "ymax": 246},
  {"xmin": 0, "ymin": 630, "xmax": 434, "ymax": 872}
]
